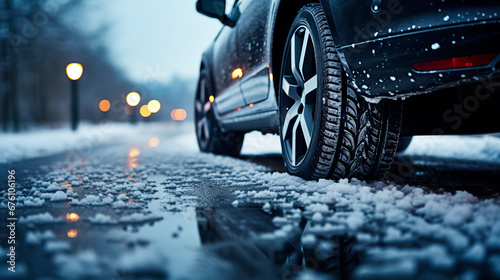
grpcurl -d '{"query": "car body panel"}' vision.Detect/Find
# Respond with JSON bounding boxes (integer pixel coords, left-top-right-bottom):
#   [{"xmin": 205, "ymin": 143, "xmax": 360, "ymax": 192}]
[
  {"xmin": 210, "ymin": 13, "xmax": 246, "ymax": 113},
  {"xmin": 319, "ymin": 0, "xmax": 500, "ymax": 97},
  {"xmin": 237, "ymin": 0, "xmax": 274, "ymax": 104},
  {"xmin": 199, "ymin": 0, "xmax": 500, "ymax": 134},
  {"xmin": 342, "ymin": 21, "xmax": 500, "ymax": 98},
  {"xmin": 321, "ymin": 0, "xmax": 500, "ymax": 46}
]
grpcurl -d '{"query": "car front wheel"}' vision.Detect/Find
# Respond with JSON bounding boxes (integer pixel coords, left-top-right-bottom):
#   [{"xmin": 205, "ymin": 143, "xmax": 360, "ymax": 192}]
[{"xmin": 195, "ymin": 69, "xmax": 244, "ymax": 157}]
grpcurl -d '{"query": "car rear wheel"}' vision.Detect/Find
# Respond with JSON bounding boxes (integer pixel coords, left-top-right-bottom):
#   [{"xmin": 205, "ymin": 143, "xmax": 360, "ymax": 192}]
[
  {"xmin": 358, "ymin": 100, "xmax": 403, "ymax": 179},
  {"xmin": 278, "ymin": 4, "xmax": 402, "ymax": 180},
  {"xmin": 396, "ymin": 136, "xmax": 412, "ymax": 153},
  {"xmin": 195, "ymin": 69, "xmax": 244, "ymax": 157}
]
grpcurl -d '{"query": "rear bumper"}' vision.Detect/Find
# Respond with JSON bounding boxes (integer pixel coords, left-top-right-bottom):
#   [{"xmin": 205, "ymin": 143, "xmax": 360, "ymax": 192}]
[{"xmin": 339, "ymin": 20, "xmax": 500, "ymax": 98}]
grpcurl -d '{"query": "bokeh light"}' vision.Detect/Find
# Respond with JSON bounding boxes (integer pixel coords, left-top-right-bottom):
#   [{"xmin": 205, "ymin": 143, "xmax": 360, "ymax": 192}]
[
  {"xmin": 99, "ymin": 99, "xmax": 110, "ymax": 112},
  {"xmin": 209, "ymin": 95, "xmax": 215, "ymax": 103},
  {"xmin": 126, "ymin": 92, "xmax": 141, "ymax": 107},
  {"xmin": 66, "ymin": 63, "xmax": 83, "ymax": 80},
  {"xmin": 128, "ymin": 148, "xmax": 140, "ymax": 158},
  {"xmin": 140, "ymin": 105, "xmax": 151, "ymax": 117},
  {"xmin": 232, "ymin": 68, "xmax": 243, "ymax": 79},
  {"xmin": 66, "ymin": 213, "xmax": 80, "ymax": 222},
  {"xmin": 149, "ymin": 137, "xmax": 160, "ymax": 147},
  {"xmin": 67, "ymin": 229, "xmax": 78, "ymax": 238},
  {"xmin": 148, "ymin": 100, "xmax": 161, "ymax": 113},
  {"xmin": 171, "ymin": 109, "xmax": 187, "ymax": 121}
]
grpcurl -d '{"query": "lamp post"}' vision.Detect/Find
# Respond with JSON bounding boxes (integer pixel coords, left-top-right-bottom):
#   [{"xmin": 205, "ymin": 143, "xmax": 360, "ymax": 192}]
[{"xmin": 66, "ymin": 63, "xmax": 83, "ymax": 130}]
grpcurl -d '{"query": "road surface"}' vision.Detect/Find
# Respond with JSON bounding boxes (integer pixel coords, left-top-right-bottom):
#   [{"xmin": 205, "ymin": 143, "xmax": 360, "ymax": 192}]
[{"xmin": 1, "ymin": 123, "xmax": 500, "ymax": 280}]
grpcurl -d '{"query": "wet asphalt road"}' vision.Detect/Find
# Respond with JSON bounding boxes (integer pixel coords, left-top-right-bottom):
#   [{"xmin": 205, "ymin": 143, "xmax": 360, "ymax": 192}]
[{"xmin": 1, "ymin": 131, "xmax": 500, "ymax": 280}]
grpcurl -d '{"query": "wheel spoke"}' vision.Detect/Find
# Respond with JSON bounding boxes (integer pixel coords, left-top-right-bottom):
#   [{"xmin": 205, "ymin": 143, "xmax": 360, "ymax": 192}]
[
  {"xmin": 303, "ymin": 74, "xmax": 317, "ymax": 98},
  {"xmin": 291, "ymin": 116, "xmax": 300, "ymax": 166},
  {"xmin": 282, "ymin": 75, "xmax": 300, "ymax": 101},
  {"xmin": 195, "ymin": 100, "xmax": 203, "ymax": 113},
  {"xmin": 197, "ymin": 117, "xmax": 209, "ymax": 140},
  {"xmin": 300, "ymin": 105, "xmax": 314, "ymax": 148},
  {"xmin": 200, "ymin": 79, "xmax": 206, "ymax": 101},
  {"xmin": 203, "ymin": 119, "xmax": 209, "ymax": 139},
  {"xmin": 290, "ymin": 33, "xmax": 302, "ymax": 83},
  {"xmin": 281, "ymin": 102, "xmax": 300, "ymax": 140},
  {"xmin": 298, "ymin": 28, "xmax": 310, "ymax": 81},
  {"xmin": 197, "ymin": 118, "xmax": 204, "ymax": 137},
  {"xmin": 203, "ymin": 101, "xmax": 211, "ymax": 112}
]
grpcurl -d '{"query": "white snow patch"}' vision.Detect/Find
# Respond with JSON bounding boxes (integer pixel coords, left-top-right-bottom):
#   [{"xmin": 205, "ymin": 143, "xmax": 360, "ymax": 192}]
[
  {"xmin": 19, "ymin": 213, "xmax": 64, "ymax": 224},
  {"xmin": 88, "ymin": 213, "xmax": 117, "ymax": 224},
  {"xmin": 431, "ymin": 43, "xmax": 441, "ymax": 50},
  {"xmin": 50, "ymin": 191, "xmax": 68, "ymax": 201}
]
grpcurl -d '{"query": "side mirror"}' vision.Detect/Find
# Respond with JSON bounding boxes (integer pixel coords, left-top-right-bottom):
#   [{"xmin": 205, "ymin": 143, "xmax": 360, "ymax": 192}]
[
  {"xmin": 196, "ymin": 0, "xmax": 238, "ymax": 27},
  {"xmin": 196, "ymin": 0, "xmax": 226, "ymax": 19}
]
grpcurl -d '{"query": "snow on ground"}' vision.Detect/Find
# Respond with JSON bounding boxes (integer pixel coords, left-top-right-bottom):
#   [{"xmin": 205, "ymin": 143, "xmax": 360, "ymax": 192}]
[
  {"xmin": 405, "ymin": 134, "xmax": 500, "ymax": 161},
  {"xmin": 241, "ymin": 131, "xmax": 281, "ymax": 155},
  {"xmin": 0, "ymin": 121, "xmax": 193, "ymax": 164},
  {"xmin": 1, "ymin": 125, "xmax": 500, "ymax": 279},
  {"xmin": 2, "ymin": 121, "xmax": 499, "ymax": 163}
]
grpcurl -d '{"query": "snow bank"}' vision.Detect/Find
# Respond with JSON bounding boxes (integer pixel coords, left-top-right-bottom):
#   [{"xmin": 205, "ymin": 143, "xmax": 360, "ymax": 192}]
[{"xmin": 405, "ymin": 135, "xmax": 500, "ymax": 161}]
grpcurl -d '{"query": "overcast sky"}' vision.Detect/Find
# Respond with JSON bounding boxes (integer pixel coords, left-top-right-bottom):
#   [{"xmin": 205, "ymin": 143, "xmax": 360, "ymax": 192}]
[{"xmin": 82, "ymin": 0, "xmax": 224, "ymax": 84}]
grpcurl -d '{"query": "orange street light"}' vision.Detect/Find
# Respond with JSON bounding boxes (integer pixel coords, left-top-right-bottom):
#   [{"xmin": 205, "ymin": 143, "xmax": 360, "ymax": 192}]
[
  {"xmin": 171, "ymin": 109, "xmax": 187, "ymax": 121},
  {"xmin": 99, "ymin": 99, "xmax": 110, "ymax": 112}
]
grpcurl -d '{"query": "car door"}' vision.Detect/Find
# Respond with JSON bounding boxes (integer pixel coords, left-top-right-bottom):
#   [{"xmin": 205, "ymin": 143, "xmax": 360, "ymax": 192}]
[
  {"xmin": 236, "ymin": 0, "xmax": 273, "ymax": 105},
  {"xmin": 211, "ymin": 1, "xmax": 246, "ymax": 115}
]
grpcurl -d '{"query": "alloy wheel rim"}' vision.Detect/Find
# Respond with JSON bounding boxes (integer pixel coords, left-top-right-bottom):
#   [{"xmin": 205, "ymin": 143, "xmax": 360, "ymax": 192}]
[
  {"xmin": 195, "ymin": 78, "xmax": 212, "ymax": 146},
  {"xmin": 281, "ymin": 25, "xmax": 318, "ymax": 167}
]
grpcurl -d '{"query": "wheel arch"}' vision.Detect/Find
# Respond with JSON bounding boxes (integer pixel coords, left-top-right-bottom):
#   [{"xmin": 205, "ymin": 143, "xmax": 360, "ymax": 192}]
[{"xmin": 271, "ymin": 0, "xmax": 345, "ymax": 102}]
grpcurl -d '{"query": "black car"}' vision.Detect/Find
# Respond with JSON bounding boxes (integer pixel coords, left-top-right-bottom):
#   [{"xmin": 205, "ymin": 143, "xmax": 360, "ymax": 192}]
[{"xmin": 194, "ymin": 0, "xmax": 500, "ymax": 180}]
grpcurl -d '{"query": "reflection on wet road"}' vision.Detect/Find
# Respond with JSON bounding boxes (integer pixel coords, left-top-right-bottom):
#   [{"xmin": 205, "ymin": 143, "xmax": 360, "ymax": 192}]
[{"xmin": 1, "ymin": 132, "xmax": 500, "ymax": 280}]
